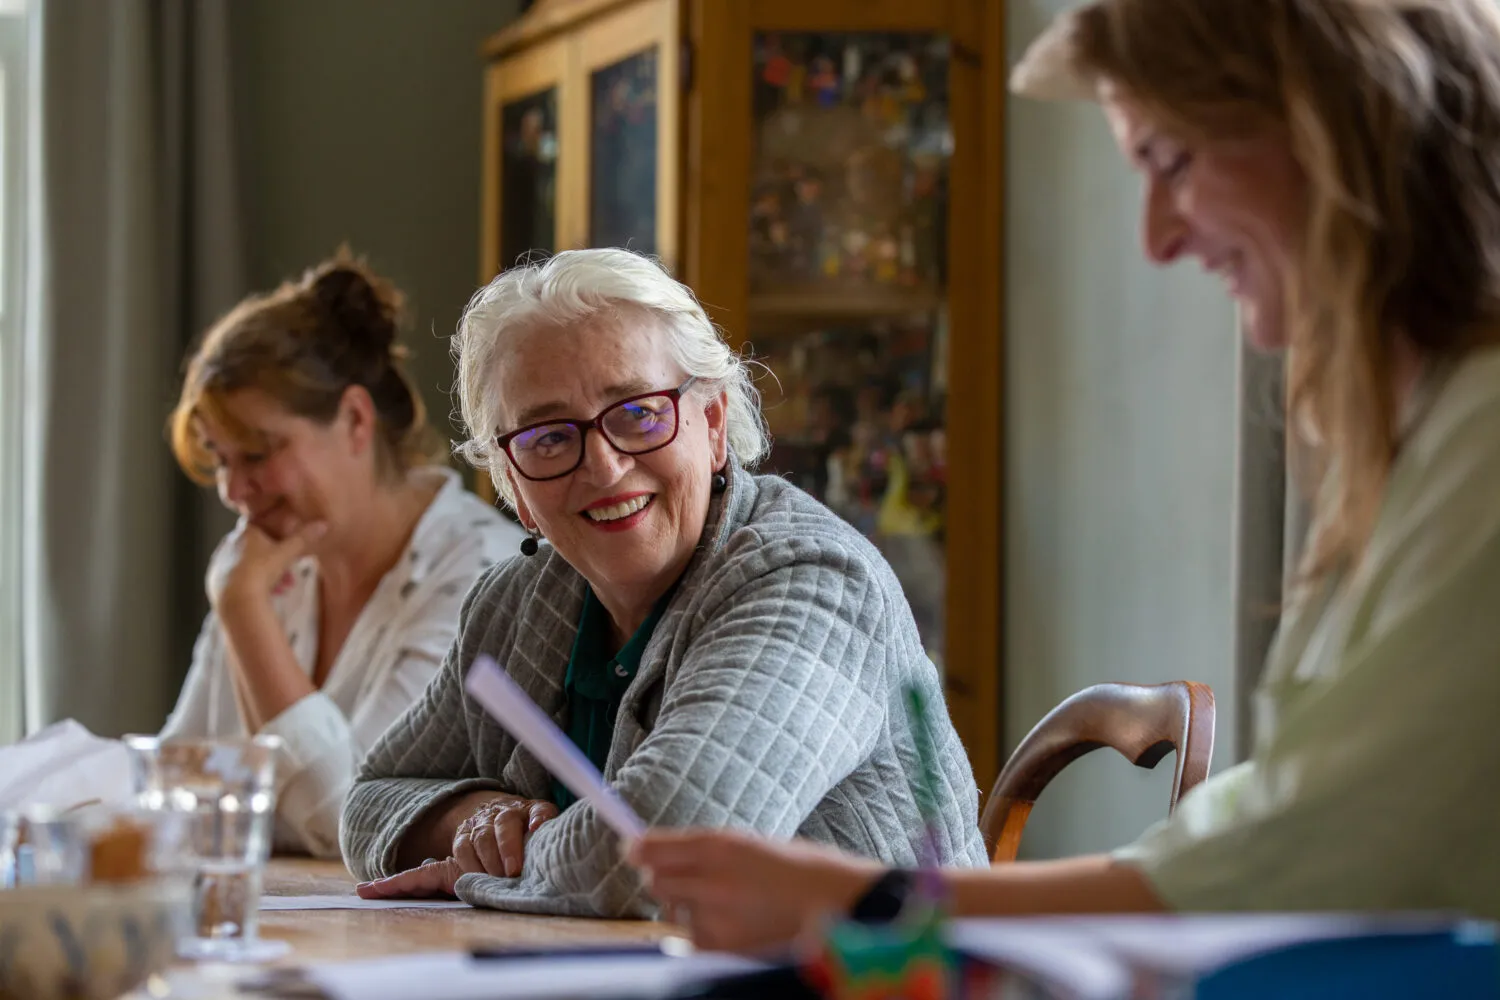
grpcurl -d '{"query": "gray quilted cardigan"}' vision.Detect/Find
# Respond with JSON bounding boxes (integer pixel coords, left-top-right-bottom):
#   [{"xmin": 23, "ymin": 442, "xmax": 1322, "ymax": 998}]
[{"xmin": 340, "ymin": 459, "xmax": 989, "ymax": 917}]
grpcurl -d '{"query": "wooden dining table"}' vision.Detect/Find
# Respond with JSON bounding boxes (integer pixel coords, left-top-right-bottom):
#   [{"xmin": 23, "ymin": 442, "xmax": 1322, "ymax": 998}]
[
  {"xmin": 135, "ymin": 857, "xmax": 682, "ymax": 998},
  {"xmin": 256, "ymin": 856, "xmax": 675, "ymax": 964}
]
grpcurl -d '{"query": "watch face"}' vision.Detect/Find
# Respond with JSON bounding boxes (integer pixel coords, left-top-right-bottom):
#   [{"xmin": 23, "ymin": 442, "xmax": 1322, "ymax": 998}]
[{"xmin": 849, "ymin": 868, "xmax": 914, "ymax": 924}]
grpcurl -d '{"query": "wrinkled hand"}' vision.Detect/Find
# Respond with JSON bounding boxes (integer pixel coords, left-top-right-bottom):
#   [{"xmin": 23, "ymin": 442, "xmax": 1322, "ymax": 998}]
[
  {"xmin": 357, "ymin": 796, "xmax": 560, "ymax": 900},
  {"xmin": 452, "ymin": 794, "xmax": 559, "ymax": 878},
  {"xmin": 356, "ymin": 857, "xmax": 462, "ymax": 900},
  {"xmin": 628, "ymin": 829, "xmax": 882, "ymax": 954},
  {"xmin": 212, "ymin": 520, "xmax": 327, "ymax": 609}
]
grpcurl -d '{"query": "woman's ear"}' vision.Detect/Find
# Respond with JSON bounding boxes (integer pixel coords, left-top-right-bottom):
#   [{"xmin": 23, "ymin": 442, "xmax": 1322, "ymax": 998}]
[
  {"xmin": 340, "ymin": 385, "xmax": 378, "ymax": 458},
  {"xmin": 705, "ymin": 390, "xmax": 729, "ymax": 468},
  {"xmin": 503, "ymin": 465, "xmax": 537, "ymax": 532}
]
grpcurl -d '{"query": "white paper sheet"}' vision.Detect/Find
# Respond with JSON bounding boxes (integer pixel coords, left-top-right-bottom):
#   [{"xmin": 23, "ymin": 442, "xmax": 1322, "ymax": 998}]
[
  {"xmin": 463, "ymin": 655, "xmax": 646, "ymax": 841},
  {"xmin": 303, "ymin": 950, "xmax": 763, "ymax": 1000},
  {"xmin": 259, "ymin": 894, "xmax": 473, "ymax": 911}
]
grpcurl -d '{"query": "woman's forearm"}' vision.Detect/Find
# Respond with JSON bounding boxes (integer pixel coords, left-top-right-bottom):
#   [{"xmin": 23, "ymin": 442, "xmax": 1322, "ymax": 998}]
[
  {"xmin": 944, "ymin": 854, "xmax": 1168, "ymax": 917},
  {"xmin": 216, "ymin": 591, "xmax": 315, "ymax": 730}
]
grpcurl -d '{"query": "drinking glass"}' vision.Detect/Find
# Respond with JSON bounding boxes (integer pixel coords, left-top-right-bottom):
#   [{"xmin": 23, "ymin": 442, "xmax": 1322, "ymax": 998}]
[
  {"xmin": 0, "ymin": 806, "xmax": 99, "ymax": 888},
  {"xmin": 0, "ymin": 811, "xmax": 19, "ymax": 888},
  {"xmin": 125, "ymin": 734, "xmax": 285, "ymax": 961}
]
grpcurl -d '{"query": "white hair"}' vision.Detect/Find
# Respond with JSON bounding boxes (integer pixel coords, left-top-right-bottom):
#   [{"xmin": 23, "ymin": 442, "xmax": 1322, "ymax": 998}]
[{"xmin": 452, "ymin": 248, "xmax": 770, "ymax": 508}]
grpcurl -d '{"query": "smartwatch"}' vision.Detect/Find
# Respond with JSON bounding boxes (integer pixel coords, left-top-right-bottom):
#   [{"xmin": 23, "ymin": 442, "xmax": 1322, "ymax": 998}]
[{"xmin": 847, "ymin": 868, "xmax": 915, "ymax": 924}]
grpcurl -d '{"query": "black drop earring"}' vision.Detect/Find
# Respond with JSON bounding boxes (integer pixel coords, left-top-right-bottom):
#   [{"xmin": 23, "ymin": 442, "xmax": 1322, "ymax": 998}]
[
  {"xmin": 520, "ymin": 529, "xmax": 540, "ymax": 556},
  {"xmin": 710, "ymin": 471, "xmax": 728, "ymax": 495}
]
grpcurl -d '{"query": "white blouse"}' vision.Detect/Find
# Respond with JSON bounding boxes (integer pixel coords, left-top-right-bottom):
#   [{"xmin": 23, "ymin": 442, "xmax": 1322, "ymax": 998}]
[{"xmin": 161, "ymin": 467, "xmax": 526, "ymax": 857}]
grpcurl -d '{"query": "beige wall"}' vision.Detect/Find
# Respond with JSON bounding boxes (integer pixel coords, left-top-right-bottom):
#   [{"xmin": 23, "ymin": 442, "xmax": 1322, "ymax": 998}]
[
  {"xmin": 231, "ymin": 0, "xmax": 524, "ymax": 449},
  {"xmin": 1004, "ymin": 0, "xmax": 1241, "ymax": 858}
]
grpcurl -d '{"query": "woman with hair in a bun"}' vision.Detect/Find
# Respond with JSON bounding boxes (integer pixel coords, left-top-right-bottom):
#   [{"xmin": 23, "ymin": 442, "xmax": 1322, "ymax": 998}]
[{"xmin": 161, "ymin": 250, "xmax": 524, "ymax": 858}]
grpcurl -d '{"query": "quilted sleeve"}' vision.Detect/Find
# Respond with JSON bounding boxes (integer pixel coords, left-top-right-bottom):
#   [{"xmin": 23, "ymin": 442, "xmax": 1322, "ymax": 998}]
[
  {"xmin": 453, "ymin": 533, "xmax": 890, "ymax": 917},
  {"xmin": 339, "ymin": 564, "xmax": 516, "ymax": 881}
]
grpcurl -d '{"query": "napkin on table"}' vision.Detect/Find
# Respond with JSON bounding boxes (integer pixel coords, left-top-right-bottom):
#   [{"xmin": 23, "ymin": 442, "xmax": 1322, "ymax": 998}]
[{"xmin": 0, "ymin": 719, "xmax": 135, "ymax": 813}]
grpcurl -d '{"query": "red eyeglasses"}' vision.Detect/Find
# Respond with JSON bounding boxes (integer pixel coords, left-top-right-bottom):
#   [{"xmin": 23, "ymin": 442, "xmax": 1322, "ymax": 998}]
[{"xmin": 495, "ymin": 377, "xmax": 699, "ymax": 482}]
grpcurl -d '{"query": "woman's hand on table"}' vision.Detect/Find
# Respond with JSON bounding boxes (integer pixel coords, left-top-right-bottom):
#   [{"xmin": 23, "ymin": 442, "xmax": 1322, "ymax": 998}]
[
  {"xmin": 364, "ymin": 793, "xmax": 560, "ymax": 898},
  {"xmin": 356, "ymin": 857, "xmax": 463, "ymax": 899},
  {"xmin": 451, "ymin": 794, "xmax": 559, "ymax": 878},
  {"xmin": 628, "ymin": 828, "xmax": 883, "ymax": 954}
]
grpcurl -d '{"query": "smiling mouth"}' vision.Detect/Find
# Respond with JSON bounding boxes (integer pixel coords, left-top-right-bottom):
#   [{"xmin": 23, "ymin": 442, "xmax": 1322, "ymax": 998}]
[
  {"xmin": 247, "ymin": 501, "xmax": 296, "ymax": 538},
  {"xmin": 583, "ymin": 495, "xmax": 654, "ymax": 522},
  {"xmin": 249, "ymin": 501, "xmax": 285, "ymax": 524}
]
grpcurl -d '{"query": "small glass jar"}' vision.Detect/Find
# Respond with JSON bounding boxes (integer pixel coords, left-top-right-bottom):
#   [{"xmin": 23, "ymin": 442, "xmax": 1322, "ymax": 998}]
[{"xmin": 8, "ymin": 807, "xmax": 88, "ymax": 887}]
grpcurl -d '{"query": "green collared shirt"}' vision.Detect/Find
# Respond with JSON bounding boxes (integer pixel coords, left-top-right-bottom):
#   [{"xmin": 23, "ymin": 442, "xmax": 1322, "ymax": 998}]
[{"xmin": 553, "ymin": 587, "xmax": 670, "ymax": 810}]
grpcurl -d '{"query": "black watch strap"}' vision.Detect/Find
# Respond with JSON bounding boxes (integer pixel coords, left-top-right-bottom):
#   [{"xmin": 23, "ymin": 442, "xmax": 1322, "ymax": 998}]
[{"xmin": 847, "ymin": 868, "xmax": 915, "ymax": 924}]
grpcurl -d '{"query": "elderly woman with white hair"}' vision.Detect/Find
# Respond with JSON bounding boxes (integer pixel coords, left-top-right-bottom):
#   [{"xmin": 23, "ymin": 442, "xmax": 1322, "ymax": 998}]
[{"xmin": 340, "ymin": 247, "xmax": 988, "ymax": 917}]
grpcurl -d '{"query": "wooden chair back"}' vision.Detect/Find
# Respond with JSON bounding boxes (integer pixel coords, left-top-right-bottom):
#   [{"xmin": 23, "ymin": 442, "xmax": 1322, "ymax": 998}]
[{"xmin": 980, "ymin": 681, "xmax": 1215, "ymax": 863}]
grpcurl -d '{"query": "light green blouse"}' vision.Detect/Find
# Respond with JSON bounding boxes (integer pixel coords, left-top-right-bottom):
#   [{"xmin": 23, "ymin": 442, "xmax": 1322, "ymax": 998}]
[{"xmin": 1115, "ymin": 347, "xmax": 1500, "ymax": 920}]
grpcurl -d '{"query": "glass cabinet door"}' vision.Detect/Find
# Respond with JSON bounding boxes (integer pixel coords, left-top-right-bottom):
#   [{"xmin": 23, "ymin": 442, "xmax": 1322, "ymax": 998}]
[
  {"xmin": 748, "ymin": 31, "xmax": 953, "ymax": 669},
  {"xmin": 479, "ymin": 37, "xmax": 573, "ymax": 507},
  {"xmin": 590, "ymin": 48, "xmax": 659, "ymax": 255},
  {"xmin": 500, "ymin": 87, "xmax": 559, "ymax": 269},
  {"xmin": 578, "ymin": 0, "xmax": 679, "ymax": 269},
  {"xmin": 482, "ymin": 36, "xmax": 571, "ymax": 279},
  {"xmin": 485, "ymin": 0, "xmax": 677, "ymax": 271}
]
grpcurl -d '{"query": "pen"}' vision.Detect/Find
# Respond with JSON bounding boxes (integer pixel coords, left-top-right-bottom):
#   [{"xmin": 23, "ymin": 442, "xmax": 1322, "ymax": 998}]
[
  {"xmin": 905, "ymin": 683, "xmax": 943, "ymax": 870},
  {"xmin": 468, "ymin": 941, "xmax": 675, "ymax": 961}
]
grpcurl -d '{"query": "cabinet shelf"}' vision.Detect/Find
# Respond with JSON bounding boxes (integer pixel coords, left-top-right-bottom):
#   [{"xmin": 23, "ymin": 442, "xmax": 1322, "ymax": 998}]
[{"xmin": 748, "ymin": 283, "xmax": 944, "ymax": 322}]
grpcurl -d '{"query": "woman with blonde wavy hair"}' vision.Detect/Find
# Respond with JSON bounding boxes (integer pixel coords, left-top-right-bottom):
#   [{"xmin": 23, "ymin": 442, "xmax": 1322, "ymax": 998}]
[{"xmin": 630, "ymin": 0, "xmax": 1500, "ymax": 952}]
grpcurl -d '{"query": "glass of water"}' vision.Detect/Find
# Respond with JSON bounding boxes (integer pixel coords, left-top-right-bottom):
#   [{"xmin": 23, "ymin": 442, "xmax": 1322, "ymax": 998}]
[{"xmin": 125, "ymin": 734, "xmax": 284, "ymax": 962}]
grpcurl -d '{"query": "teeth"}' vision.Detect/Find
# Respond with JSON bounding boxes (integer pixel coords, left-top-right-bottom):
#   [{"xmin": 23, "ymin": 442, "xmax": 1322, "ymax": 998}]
[{"xmin": 585, "ymin": 496, "xmax": 651, "ymax": 522}]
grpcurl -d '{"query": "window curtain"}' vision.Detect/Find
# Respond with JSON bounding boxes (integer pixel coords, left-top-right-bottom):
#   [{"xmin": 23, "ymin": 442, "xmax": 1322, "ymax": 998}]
[
  {"xmin": 21, "ymin": 0, "xmax": 244, "ymax": 737},
  {"xmin": 0, "ymin": 6, "xmax": 29, "ymax": 745}
]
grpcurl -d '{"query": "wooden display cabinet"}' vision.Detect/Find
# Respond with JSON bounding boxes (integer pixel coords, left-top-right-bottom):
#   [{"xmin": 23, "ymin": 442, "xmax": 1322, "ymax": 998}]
[{"xmin": 480, "ymin": 0, "xmax": 1005, "ymax": 790}]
